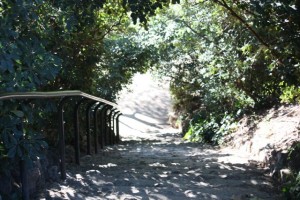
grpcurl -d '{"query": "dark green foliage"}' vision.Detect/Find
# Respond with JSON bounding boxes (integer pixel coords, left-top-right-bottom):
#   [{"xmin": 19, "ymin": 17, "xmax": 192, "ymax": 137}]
[
  {"xmin": 0, "ymin": 1, "xmax": 153, "ymax": 198},
  {"xmin": 184, "ymin": 113, "xmax": 237, "ymax": 144},
  {"xmin": 95, "ymin": 36, "xmax": 152, "ymax": 99},
  {"xmin": 123, "ymin": 0, "xmax": 179, "ymax": 25},
  {"xmin": 0, "ymin": 0, "xmax": 61, "ymax": 92},
  {"xmin": 282, "ymin": 143, "xmax": 300, "ymax": 199},
  {"xmin": 132, "ymin": 0, "xmax": 300, "ymax": 143},
  {"xmin": 0, "ymin": 2, "xmax": 60, "ymax": 197}
]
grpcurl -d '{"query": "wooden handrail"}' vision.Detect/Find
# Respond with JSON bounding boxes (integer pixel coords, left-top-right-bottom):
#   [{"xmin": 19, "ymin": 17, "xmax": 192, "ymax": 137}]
[{"xmin": 0, "ymin": 90, "xmax": 117, "ymax": 107}]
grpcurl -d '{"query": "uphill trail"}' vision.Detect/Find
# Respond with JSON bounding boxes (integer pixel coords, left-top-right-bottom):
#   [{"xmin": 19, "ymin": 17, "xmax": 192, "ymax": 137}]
[{"xmin": 38, "ymin": 73, "xmax": 280, "ymax": 200}]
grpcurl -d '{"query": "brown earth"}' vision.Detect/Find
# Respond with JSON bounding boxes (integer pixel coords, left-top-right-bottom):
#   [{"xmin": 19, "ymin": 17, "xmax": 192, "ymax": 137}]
[{"xmin": 222, "ymin": 105, "xmax": 300, "ymax": 176}]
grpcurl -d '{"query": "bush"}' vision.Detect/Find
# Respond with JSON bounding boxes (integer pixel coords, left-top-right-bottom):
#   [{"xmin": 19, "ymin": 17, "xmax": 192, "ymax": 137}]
[
  {"xmin": 281, "ymin": 142, "xmax": 300, "ymax": 199},
  {"xmin": 280, "ymin": 83, "xmax": 300, "ymax": 104},
  {"xmin": 184, "ymin": 113, "xmax": 237, "ymax": 145}
]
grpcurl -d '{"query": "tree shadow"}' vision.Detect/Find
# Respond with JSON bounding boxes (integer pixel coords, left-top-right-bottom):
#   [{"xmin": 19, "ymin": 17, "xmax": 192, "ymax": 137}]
[{"xmin": 41, "ymin": 139, "xmax": 280, "ymax": 200}]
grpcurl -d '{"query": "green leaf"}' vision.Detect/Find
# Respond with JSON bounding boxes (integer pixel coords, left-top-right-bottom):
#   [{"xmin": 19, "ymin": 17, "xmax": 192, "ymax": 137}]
[
  {"xmin": 11, "ymin": 110, "xmax": 24, "ymax": 118},
  {"xmin": 7, "ymin": 146, "xmax": 16, "ymax": 158},
  {"xmin": 0, "ymin": 59, "xmax": 14, "ymax": 73}
]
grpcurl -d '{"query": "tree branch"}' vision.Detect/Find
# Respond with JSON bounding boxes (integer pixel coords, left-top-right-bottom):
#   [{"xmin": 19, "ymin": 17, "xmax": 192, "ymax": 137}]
[
  {"xmin": 215, "ymin": 0, "xmax": 270, "ymax": 48},
  {"xmin": 214, "ymin": 0, "xmax": 284, "ymax": 65},
  {"xmin": 100, "ymin": 12, "xmax": 126, "ymax": 40}
]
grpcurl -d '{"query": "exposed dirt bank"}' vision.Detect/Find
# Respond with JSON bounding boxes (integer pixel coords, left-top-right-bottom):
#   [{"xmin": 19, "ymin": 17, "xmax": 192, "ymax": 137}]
[{"xmin": 223, "ymin": 105, "xmax": 300, "ymax": 178}]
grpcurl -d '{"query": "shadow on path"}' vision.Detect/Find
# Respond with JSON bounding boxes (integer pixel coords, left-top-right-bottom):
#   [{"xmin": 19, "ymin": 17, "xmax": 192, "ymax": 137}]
[
  {"xmin": 116, "ymin": 73, "xmax": 179, "ymax": 139},
  {"xmin": 37, "ymin": 73, "xmax": 280, "ymax": 199},
  {"xmin": 41, "ymin": 135, "xmax": 280, "ymax": 200}
]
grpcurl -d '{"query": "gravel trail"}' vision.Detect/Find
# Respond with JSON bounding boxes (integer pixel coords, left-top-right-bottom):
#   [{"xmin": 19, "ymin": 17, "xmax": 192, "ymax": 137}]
[
  {"xmin": 40, "ymin": 134, "xmax": 279, "ymax": 200},
  {"xmin": 37, "ymin": 73, "xmax": 280, "ymax": 199}
]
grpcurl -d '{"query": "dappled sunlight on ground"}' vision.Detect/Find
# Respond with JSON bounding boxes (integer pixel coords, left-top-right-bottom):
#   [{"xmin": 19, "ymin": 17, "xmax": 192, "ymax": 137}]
[
  {"xmin": 37, "ymin": 73, "xmax": 279, "ymax": 199},
  {"xmin": 217, "ymin": 148, "xmax": 254, "ymax": 165},
  {"xmin": 42, "ymin": 138, "xmax": 279, "ymax": 199},
  {"xmin": 117, "ymin": 72, "xmax": 179, "ymax": 140}
]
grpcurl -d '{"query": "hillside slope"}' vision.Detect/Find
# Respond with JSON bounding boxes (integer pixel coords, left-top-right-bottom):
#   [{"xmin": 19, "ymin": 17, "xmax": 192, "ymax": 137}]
[{"xmin": 223, "ymin": 105, "xmax": 300, "ymax": 178}]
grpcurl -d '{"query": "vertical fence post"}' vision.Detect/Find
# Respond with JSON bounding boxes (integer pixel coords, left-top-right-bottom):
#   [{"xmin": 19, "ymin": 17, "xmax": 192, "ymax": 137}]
[
  {"xmin": 107, "ymin": 108, "xmax": 116, "ymax": 145},
  {"xmin": 109, "ymin": 109, "xmax": 117, "ymax": 145},
  {"xmin": 93, "ymin": 103, "xmax": 102, "ymax": 154},
  {"xmin": 58, "ymin": 97, "xmax": 71, "ymax": 180},
  {"xmin": 86, "ymin": 101, "xmax": 96, "ymax": 155},
  {"xmin": 74, "ymin": 98, "xmax": 88, "ymax": 165},
  {"xmin": 98, "ymin": 105, "xmax": 105, "ymax": 149},
  {"xmin": 100, "ymin": 105, "xmax": 109, "ymax": 148},
  {"xmin": 112, "ymin": 111, "xmax": 120, "ymax": 144},
  {"xmin": 103, "ymin": 105, "xmax": 112, "ymax": 146},
  {"xmin": 19, "ymin": 121, "xmax": 29, "ymax": 200},
  {"xmin": 116, "ymin": 113, "xmax": 122, "ymax": 143}
]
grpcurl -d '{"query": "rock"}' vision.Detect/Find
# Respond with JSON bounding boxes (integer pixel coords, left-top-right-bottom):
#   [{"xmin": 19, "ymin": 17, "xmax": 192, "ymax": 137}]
[
  {"xmin": 193, "ymin": 174, "xmax": 205, "ymax": 181},
  {"xmin": 120, "ymin": 193, "xmax": 141, "ymax": 200},
  {"xmin": 256, "ymin": 149, "xmax": 269, "ymax": 164},
  {"xmin": 280, "ymin": 168, "xmax": 292, "ymax": 183},
  {"xmin": 75, "ymin": 174, "xmax": 83, "ymax": 180},
  {"xmin": 46, "ymin": 190, "xmax": 63, "ymax": 200},
  {"xmin": 121, "ymin": 197, "xmax": 138, "ymax": 200}
]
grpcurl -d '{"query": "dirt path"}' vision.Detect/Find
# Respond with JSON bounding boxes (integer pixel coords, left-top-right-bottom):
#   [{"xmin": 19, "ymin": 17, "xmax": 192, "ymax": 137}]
[
  {"xmin": 40, "ymin": 134, "xmax": 279, "ymax": 200},
  {"xmin": 37, "ymin": 73, "xmax": 280, "ymax": 200},
  {"xmin": 116, "ymin": 72, "xmax": 177, "ymax": 139}
]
